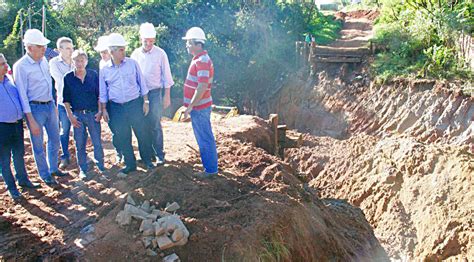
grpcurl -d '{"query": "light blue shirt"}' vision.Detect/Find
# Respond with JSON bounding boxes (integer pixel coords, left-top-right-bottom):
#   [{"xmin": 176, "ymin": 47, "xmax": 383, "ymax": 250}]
[
  {"xmin": 0, "ymin": 76, "xmax": 23, "ymax": 123},
  {"xmin": 13, "ymin": 55, "xmax": 53, "ymax": 113},
  {"xmin": 99, "ymin": 57, "xmax": 148, "ymax": 104}
]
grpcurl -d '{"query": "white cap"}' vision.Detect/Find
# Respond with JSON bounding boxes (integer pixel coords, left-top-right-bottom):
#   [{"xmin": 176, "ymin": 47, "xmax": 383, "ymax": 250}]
[
  {"xmin": 94, "ymin": 35, "xmax": 109, "ymax": 52},
  {"xmin": 182, "ymin": 27, "xmax": 206, "ymax": 43},
  {"xmin": 139, "ymin": 22, "xmax": 156, "ymax": 38},
  {"xmin": 23, "ymin": 29, "xmax": 50, "ymax": 46},
  {"xmin": 107, "ymin": 33, "xmax": 127, "ymax": 47}
]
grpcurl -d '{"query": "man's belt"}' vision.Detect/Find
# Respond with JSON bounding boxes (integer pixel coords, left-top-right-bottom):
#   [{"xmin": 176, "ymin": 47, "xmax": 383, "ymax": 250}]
[
  {"xmin": 74, "ymin": 109, "xmax": 97, "ymax": 114},
  {"xmin": 110, "ymin": 96, "xmax": 141, "ymax": 106},
  {"xmin": 0, "ymin": 119, "xmax": 22, "ymax": 125},
  {"xmin": 30, "ymin": 100, "xmax": 52, "ymax": 105}
]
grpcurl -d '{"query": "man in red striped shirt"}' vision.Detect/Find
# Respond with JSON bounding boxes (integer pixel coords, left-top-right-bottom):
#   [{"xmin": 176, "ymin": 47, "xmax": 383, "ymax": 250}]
[{"xmin": 182, "ymin": 27, "xmax": 218, "ymax": 178}]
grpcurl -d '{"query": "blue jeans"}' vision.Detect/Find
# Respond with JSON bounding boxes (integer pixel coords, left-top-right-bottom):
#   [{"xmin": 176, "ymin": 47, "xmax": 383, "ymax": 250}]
[
  {"xmin": 58, "ymin": 105, "xmax": 71, "ymax": 160},
  {"xmin": 190, "ymin": 106, "xmax": 218, "ymax": 174},
  {"xmin": 0, "ymin": 121, "xmax": 30, "ymax": 193},
  {"xmin": 108, "ymin": 97, "xmax": 153, "ymax": 169},
  {"xmin": 27, "ymin": 102, "xmax": 58, "ymax": 181},
  {"xmin": 147, "ymin": 89, "xmax": 165, "ymax": 160},
  {"xmin": 72, "ymin": 111, "xmax": 104, "ymax": 172}
]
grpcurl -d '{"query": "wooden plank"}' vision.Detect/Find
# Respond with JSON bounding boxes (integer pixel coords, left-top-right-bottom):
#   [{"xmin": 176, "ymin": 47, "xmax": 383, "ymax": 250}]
[
  {"xmin": 312, "ymin": 53, "xmax": 364, "ymax": 58},
  {"xmin": 269, "ymin": 114, "xmax": 279, "ymax": 156},
  {"xmin": 315, "ymin": 57, "xmax": 362, "ymax": 63}
]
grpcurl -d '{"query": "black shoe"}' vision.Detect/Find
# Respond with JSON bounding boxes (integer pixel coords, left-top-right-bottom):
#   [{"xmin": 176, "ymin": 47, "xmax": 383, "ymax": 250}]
[
  {"xmin": 115, "ymin": 154, "xmax": 124, "ymax": 164},
  {"xmin": 52, "ymin": 170, "xmax": 68, "ymax": 177},
  {"xmin": 8, "ymin": 189, "xmax": 23, "ymax": 200},
  {"xmin": 145, "ymin": 162, "xmax": 155, "ymax": 171},
  {"xmin": 44, "ymin": 177, "xmax": 58, "ymax": 186},
  {"xmin": 156, "ymin": 158, "xmax": 165, "ymax": 166},
  {"xmin": 120, "ymin": 166, "xmax": 137, "ymax": 174},
  {"xmin": 18, "ymin": 181, "xmax": 41, "ymax": 189}
]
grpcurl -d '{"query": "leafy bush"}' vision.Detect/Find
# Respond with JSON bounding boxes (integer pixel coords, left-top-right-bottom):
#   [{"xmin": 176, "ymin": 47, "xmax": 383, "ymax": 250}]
[
  {"xmin": 0, "ymin": 1, "xmax": 342, "ymax": 112},
  {"xmin": 372, "ymin": 0, "xmax": 473, "ymax": 81}
]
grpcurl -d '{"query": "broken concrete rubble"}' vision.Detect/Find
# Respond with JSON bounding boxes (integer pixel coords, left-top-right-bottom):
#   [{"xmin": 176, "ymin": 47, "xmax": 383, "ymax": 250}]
[
  {"xmin": 124, "ymin": 204, "xmax": 149, "ymax": 220},
  {"xmin": 115, "ymin": 199, "xmax": 190, "ymax": 255},
  {"xmin": 163, "ymin": 253, "xmax": 180, "ymax": 262},
  {"xmin": 127, "ymin": 194, "xmax": 136, "ymax": 205},
  {"xmin": 141, "ymin": 200, "xmax": 151, "ymax": 212},
  {"xmin": 165, "ymin": 202, "xmax": 180, "ymax": 212},
  {"xmin": 157, "ymin": 235, "xmax": 174, "ymax": 250},
  {"xmin": 115, "ymin": 210, "xmax": 132, "ymax": 226}
]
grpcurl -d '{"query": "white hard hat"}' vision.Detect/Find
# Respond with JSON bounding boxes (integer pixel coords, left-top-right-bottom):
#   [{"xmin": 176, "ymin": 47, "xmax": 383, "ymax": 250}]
[
  {"xmin": 139, "ymin": 22, "xmax": 156, "ymax": 38},
  {"xmin": 23, "ymin": 29, "xmax": 50, "ymax": 46},
  {"xmin": 182, "ymin": 27, "xmax": 206, "ymax": 43},
  {"xmin": 94, "ymin": 35, "xmax": 109, "ymax": 52},
  {"xmin": 107, "ymin": 33, "xmax": 127, "ymax": 47}
]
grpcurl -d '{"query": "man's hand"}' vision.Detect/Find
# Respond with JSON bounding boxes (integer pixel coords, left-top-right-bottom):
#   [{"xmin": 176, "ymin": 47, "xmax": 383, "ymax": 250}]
[
  {"xmin": 163, "ymin": 95, "xmax": 171, "ymax": 110},
  {"xmin": 29, "ymin": 118, "xmax": 41, "ymax": 136},
  {"xmin": 102, "ymin": 110, "xmax": 110, "ymax": 123},
  {"xmin": 94, "ymin": 111, "xmax": 102, "ymax": 122},
  {"xmin": 143, "ymin": 101, "xmax": 150, "ymax": 116},
  {"xmin": 68, "ymin": 114, "xmax": 82, "ymax": 128},
  {"xmin": 182, "ymin": 106, "xmax": 192, "ymax": 122}
]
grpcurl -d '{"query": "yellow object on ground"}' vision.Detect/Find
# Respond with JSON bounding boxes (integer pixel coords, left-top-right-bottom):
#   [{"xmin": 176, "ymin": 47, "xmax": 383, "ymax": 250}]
[{"xmin": 172, "ymin": 105, "xmax": 239, "ymax": 122}]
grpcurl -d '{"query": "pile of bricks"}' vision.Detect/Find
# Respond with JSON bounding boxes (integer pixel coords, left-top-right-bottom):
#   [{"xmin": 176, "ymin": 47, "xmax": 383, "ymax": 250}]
[{"xmin": 116, "ymin": 194, "xmax": 188, "ymax": 261}]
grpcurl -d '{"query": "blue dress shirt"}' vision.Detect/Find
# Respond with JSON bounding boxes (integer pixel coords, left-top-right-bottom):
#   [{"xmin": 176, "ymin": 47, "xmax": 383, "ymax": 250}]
[
  {"xmin": 99, "ymin": 57, "xmax": 148, "ymax": 104},
  {"xmin": 13, "ymin": 55, "xmax": 53, "ymax": 113},
  {"xmin": 0, "ymin": 76, "xmax": 23, "ymax": 123}
]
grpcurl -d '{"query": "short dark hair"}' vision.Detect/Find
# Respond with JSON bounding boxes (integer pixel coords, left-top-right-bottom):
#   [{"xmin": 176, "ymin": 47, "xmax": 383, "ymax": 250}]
[{"xmin": 191, "ymin": 40, "xmax": 205, "ymax": 48}]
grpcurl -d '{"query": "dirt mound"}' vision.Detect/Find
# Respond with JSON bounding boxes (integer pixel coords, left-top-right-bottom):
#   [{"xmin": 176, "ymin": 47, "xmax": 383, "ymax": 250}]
[
  {"xmin": 339, "ymin": 9, "xmax": 380, "ymax": 21},
  {"xmin": 285, "ymin": 133, "xmax": 473, "ymax": 260},
  {"xmin": 261, "ymin": 63, "xmax": 473, "ymax": 260},
  {"xmin": 0, "ymin": 116, "xmax": 387, "ymax": 261}
]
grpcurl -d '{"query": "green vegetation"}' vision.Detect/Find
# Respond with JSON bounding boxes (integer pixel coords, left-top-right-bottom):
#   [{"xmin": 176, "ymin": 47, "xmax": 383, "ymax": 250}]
[
  {"xmin": 258, "ymin": 230, "xmax": 290, "ymax": 262},
  {"xmin": 0, "ymin": 1, "xmax": 342, "ymax": 111},
  {"xmin": 370, "ymin": 0, "xmax": 473, "ymax": 81}
]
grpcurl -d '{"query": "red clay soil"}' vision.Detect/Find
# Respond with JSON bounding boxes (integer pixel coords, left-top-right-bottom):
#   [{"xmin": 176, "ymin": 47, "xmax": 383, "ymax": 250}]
[
  {"xmin": 264, "ymin": 62, "xmax": 473, "ymax": 260},
  {"xmin": 0, "ymin": 116, "xmax": 388, "ymax": 261}
]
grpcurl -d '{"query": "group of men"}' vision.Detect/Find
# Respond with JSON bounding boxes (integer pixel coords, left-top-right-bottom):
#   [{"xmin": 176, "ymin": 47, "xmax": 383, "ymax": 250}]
[{"xmin": 0, "ymin": 24, "xmax": 219, "ymax": 200}]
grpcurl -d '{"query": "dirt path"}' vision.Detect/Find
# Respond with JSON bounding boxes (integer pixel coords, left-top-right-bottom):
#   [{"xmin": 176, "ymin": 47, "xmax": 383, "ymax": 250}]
[{"xmin": 330, "ymin": 10, "xmax": 375, "ymax": 49}]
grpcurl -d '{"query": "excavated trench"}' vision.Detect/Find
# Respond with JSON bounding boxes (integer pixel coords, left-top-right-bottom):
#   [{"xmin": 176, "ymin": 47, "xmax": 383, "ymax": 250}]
[{"xmin": 255, "ymin": 63, "xmax": 473, "ymax": 260}]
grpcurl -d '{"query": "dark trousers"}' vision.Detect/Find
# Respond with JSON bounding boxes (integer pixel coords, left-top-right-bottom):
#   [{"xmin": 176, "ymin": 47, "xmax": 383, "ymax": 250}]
[
  {"xmin": 0, "ymin": 120, "xmax": 30, "ymax": 193},
  {"xmin": 107, "ymin": 103, "xmax": 122, "ymax": 157},
  {"xmin": 108, "ymin": 97, "xmax": 152, "ymax": 169},
  {"xmin": 146, "ymin": 89, "xmax": 165, "ymax": 160}
]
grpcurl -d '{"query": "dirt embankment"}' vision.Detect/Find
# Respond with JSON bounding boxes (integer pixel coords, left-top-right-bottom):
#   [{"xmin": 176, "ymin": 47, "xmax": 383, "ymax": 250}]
[
  {"xmin": 0, "ymin": 115, "xmax": 388, "ymax": 261},
  {"xmin": 261, "ymin": 64, "xmax": 473, "ymax": 260}
]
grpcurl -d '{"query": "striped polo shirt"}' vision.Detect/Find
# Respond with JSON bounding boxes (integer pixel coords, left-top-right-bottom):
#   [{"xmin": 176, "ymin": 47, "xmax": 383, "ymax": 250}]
[{"xmin": 183, "ymin": 50, "xmax": 214, "ymax": 110}]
